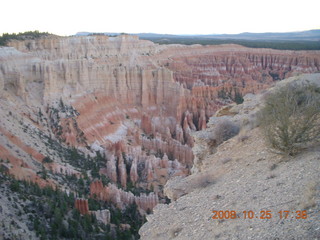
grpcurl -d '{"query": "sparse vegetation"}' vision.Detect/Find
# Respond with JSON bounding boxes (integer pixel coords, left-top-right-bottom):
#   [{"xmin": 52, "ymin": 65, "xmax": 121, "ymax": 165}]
[{"xmin": 259, "ymin": 82, "xmax": 320, "ymax": 156}]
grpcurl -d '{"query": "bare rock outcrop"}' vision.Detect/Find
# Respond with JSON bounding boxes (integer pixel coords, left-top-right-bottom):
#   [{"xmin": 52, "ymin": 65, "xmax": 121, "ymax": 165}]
[{"xmin": 93, "ymin": 209, "xmax": 111, "ymax": 225}]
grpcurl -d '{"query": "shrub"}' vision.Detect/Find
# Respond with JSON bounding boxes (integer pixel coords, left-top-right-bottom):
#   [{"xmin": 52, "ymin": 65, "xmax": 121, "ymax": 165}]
[
  {"xmin": 214, "ymin": 119, "xmax": 240, "ymax": 144},
  {"xmin": 10, "ymin": 180, "xmax": 20, "ymax": 192},
  {"xmin": 192, "ymin": 172, "xmax": 215, "ymax": 189},
  {"xmin": 259, "ymin": 82, "xmax": 320, "ymax": 156},
  {"xmin": 43, "ymin": 156, "xmax": 53, "ymax": 163}
]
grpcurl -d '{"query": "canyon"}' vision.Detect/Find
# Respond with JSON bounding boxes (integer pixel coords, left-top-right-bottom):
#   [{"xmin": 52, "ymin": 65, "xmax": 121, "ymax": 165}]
[
  {"xmin": 0, "ymin": 34, "xmax": 320, "ymax": 239},
  {"xmin": 139, "ymin": 73, "xmax": 320, "ymax": 239}
]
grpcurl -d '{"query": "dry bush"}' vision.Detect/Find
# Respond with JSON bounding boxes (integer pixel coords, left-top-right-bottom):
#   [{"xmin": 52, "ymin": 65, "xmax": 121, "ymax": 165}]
[
  {"xmin": 214, "ymin": 120, "xmax": 240, "ymax": 145},
  {"xmin": 259, "ymin": 83, "xmax": 320, "ymax": 156},
  {"xmin": 192, "ymin": 172, "xmax": 215, "ymax": 189}
]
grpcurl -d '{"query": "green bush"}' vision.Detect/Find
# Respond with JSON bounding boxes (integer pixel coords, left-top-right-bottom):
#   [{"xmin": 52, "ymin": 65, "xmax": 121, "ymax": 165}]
[
  {"xmin": 259, "ymin": 82, "xmax": 320, "ymax": 156},
  {"xmin": 10, "ymin": 180, "xmax": 20, "ymax": 192},
  {"xmin": 43, "ymin": 156, "xmax": 53, "ymax": 163}
]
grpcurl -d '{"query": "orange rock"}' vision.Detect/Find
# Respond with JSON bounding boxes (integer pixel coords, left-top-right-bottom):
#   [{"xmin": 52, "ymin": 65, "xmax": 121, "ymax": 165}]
[{"xmin": 75, "ymin": 198, "xmax": 90, "ymax": 215}]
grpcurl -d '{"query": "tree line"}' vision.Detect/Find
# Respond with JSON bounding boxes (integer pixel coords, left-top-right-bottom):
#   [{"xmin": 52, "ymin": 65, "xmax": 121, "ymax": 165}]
[
  {"xmin": 0, "ymin": 31, "xmax": 52, "ymax": 46},
  {"xmin": 142, "ymin": 37, "xmax": 320, "ymax": 50}
]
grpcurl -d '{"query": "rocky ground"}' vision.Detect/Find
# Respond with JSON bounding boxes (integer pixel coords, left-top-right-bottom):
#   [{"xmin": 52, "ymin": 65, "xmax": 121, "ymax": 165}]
[{"xmin": 139, "ymin": 74, "xmax": 320, "ymax": 240}]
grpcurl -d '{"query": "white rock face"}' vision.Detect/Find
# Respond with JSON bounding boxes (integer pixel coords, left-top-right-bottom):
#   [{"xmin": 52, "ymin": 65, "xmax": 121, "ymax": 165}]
[
  {"xmin": 93, "ymin": 209, "xmax": 111, "ymax": 225},
  {"xmin": 0, "ymin": 36, "xmax": 178, "ymax": 105}
]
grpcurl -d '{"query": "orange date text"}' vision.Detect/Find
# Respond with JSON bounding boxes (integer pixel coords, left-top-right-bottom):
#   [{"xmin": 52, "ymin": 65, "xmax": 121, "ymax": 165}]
[{"xmin": 211, "ymin": 210, "xmax": 308, "ymax": 220}]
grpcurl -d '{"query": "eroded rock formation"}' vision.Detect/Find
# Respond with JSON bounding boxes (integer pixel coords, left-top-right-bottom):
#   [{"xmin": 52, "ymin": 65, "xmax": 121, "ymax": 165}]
[
  {"xmin": 0, "ymin": 35, "xmax": 319, "ymax": 222},
  {"xmin": 90, "ymin": 180, "xmax": 159, "ymax": 212},
  {"xmin": 75, "ymin": 198, "xmax": 90, "ymax": 215},
  {"xmin": 75, "ymin": 198, "xmax": 111, "ymax": 225}
]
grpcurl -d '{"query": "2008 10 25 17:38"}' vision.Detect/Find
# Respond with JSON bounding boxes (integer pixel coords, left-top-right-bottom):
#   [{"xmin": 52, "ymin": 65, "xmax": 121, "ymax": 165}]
[{"xmin": 211, "ymin": 210, "xmax": 308, "ymax": 219}]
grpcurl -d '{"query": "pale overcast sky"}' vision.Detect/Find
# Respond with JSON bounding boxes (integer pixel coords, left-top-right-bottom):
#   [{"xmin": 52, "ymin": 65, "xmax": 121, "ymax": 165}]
[{"xmin": 1, "ymin": 0, "xmax": 319, "ymax": 35}]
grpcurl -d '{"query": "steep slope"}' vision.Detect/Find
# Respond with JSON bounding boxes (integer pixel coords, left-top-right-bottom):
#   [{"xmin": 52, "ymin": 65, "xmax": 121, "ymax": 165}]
[{"xmin": 139, "ymin": 74, "xmax": 320, "ymax": 239}]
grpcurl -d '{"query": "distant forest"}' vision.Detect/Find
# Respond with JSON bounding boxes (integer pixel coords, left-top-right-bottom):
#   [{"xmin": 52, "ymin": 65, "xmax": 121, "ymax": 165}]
[
  {"xmin": 1, "ymin": 31, "xmax": 319, "ymax": 50},
  {"xmin": 141, "ymin": 37, "xmax": 320, "ymax": 50},
  {"xmin": 0, "ymin": 31, "xmax": 52, "ymax": 46}
]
